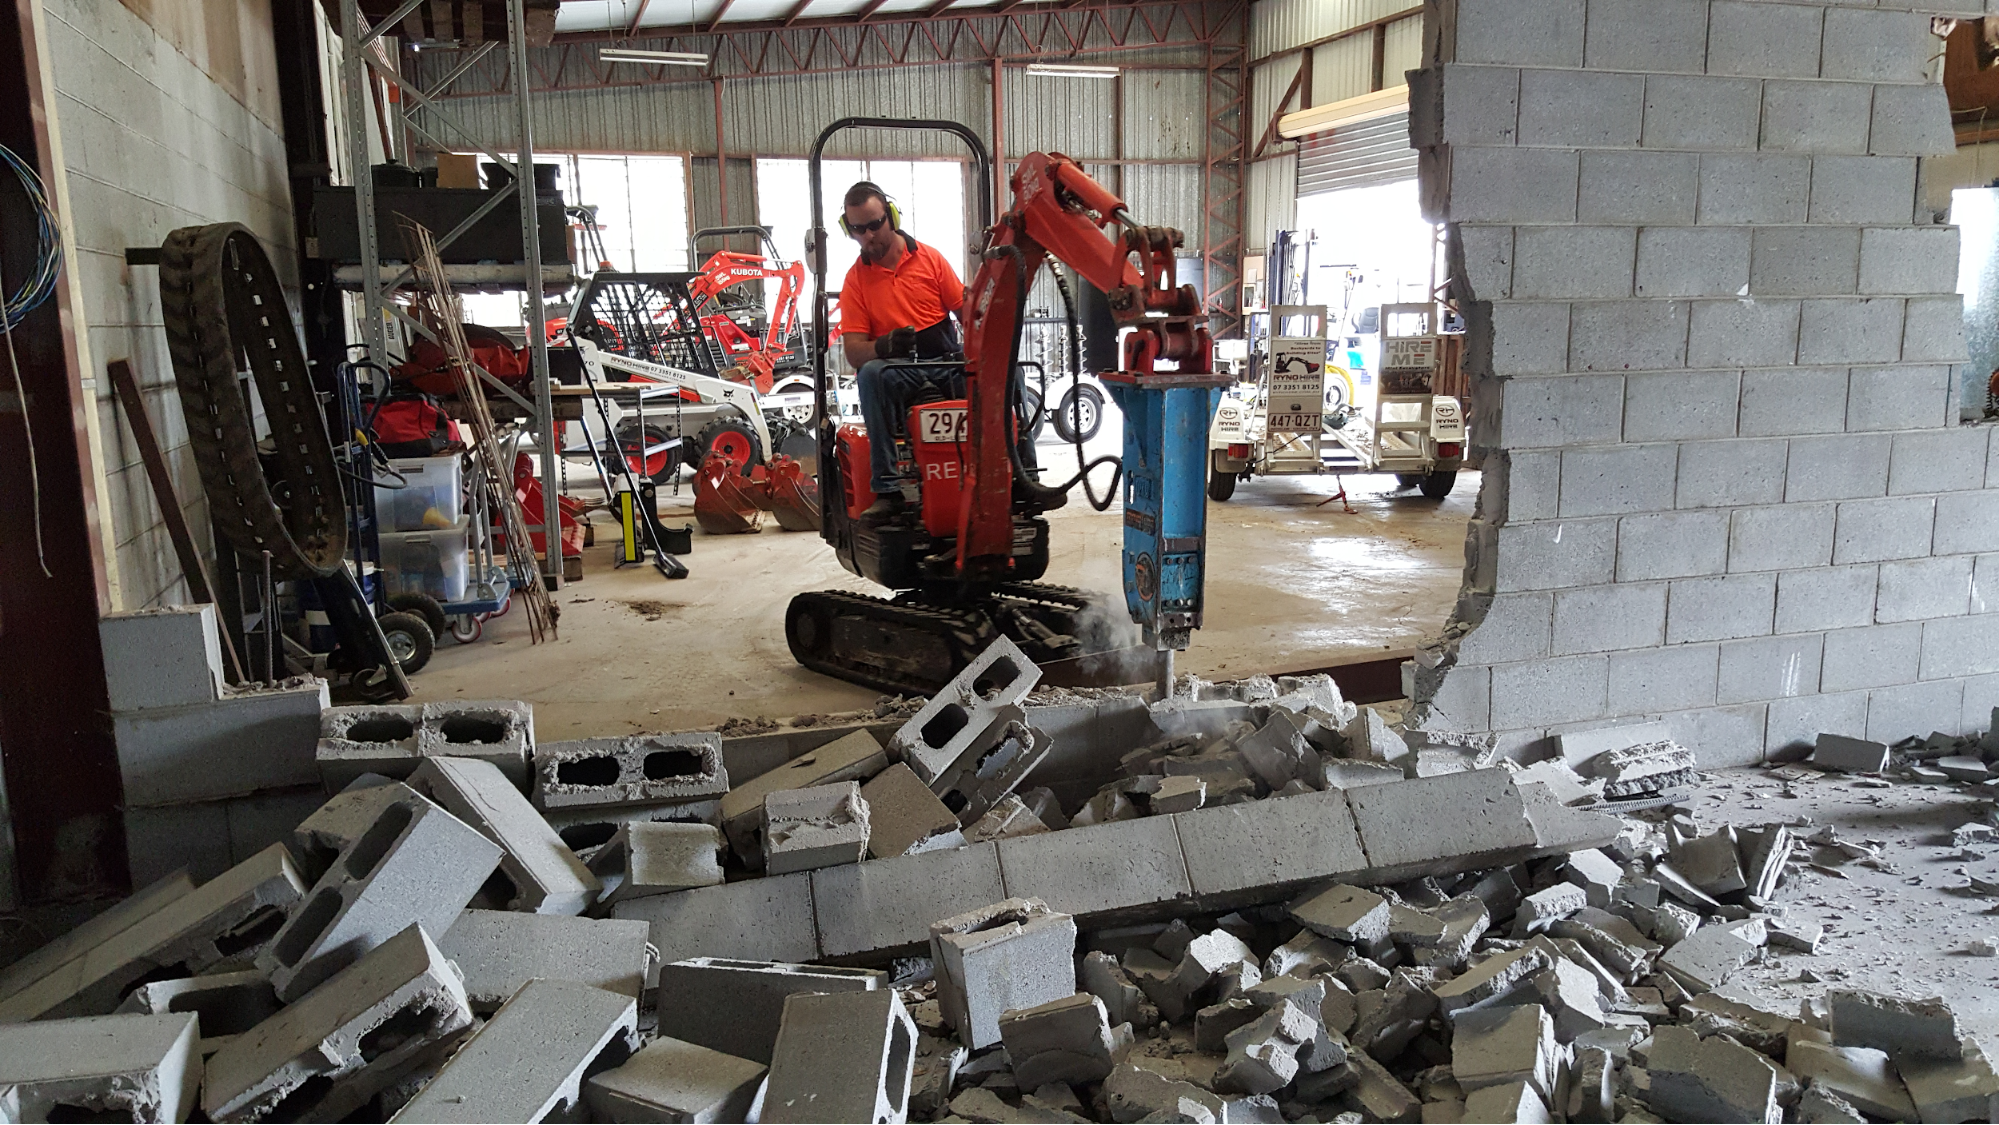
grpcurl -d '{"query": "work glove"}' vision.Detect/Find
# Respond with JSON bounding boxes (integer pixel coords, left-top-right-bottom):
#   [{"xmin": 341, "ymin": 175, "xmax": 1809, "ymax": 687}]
[{"xmin": 874, "ymin": 325, "xmax": 917, "ymax": 359}]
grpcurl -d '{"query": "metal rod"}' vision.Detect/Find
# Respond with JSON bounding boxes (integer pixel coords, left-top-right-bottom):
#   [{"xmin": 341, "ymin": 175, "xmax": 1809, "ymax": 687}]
[
  {"xmin": 510, "ymin": 0, "xmax": 561, "ymax": 588},
  {"xmin": 261, "ymin": 549, "xmax": 276, "ymax": 684},
  {"xmin": 359, "ymin": 0, "xmax": 427, "ymax": 48},
  {"xmin": 421, "ymin": 39, "xmax": 500, "ymax": 99},
  {"xmin": 1155, "ymin": 648, "xmax": 1174, "ymax": 702},
  {"xmin": 344, "ymin": 0, "xmax": 391, "ymax": 368}
]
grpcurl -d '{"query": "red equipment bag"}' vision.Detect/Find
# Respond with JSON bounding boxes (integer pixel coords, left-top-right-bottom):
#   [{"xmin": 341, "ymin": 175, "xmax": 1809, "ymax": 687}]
[
  {"xmin": 371, "ymin": 395, "xmax": 464, "ymax": 457},
  {"xmin": 394, "ymin": 324, "xmax": 532, "ymax": 396}
]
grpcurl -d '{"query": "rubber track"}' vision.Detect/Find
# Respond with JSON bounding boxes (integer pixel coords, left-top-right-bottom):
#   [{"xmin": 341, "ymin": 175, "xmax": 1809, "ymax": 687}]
[
  {"xmin": 790, "ymin": 589, "xmax": 992, "ymax": 697},
  {"xmin": 159, "ymin": 223, "xmax": 345, "ymax": 577}
]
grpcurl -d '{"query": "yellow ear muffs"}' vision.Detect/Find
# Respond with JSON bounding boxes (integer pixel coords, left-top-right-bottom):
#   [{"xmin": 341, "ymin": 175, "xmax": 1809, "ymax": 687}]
[{"xmin": 840, "ymin": 183, "xmax": 901, "ymax": 237}]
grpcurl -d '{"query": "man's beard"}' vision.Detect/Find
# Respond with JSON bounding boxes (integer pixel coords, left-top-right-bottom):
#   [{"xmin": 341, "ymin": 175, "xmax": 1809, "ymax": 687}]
[{"xmin": 862, "ymin": 240, "xmax": 888, "ymax": 264}]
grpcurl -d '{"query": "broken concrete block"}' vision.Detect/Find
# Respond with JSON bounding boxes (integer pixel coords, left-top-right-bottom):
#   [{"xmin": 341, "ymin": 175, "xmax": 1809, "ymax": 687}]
[
  {"xmin": 586, "ymin": 821, "xmax": 726, "ymax": 905},
  {"xmin": 115, "ymin": 970, "xmax": 281, "ymax": 1056},
  {"xmin": 1195, "ymin": 997, "xmax": 1262, "ymax": 1051},
  {"xmin": 1290, "ymin": 884, "xmax": 1391, "ymax": 943},
  {"xmin": 0, "ymin": 868, "xmax": 194, "ymax": 1004},
  {"xmin": 655, "ymin": 957, "xmax": 884, "ymax": 1065},
  {"xmin": 1516, "ymin": 883, "xmax": 1587, "ymax": 933},
  {"xmin": 1737, "ymin": 825, "xmax": 1793, "ymax": 901},
  {"xmin": 942, "ymin": 717, "xmax": 1053, "ymax": 827},
  {"xmin": 537, "ymin": 731, "xmax": 729, "ymax": 811},
  {"xmin": 1390, "ymin": 903, "xmax": 1448, "ymax": 947},
  {"xmin": 391, "ymin": 979, "xmax": 638, "ymax": 1122},
  {"xmin": 1582, "ymin": 741, "xmax": 1695, "ymax": 788},
  {"xmin": 1236, "ymin": 711, "xmax": 1317, "ymax": 789},
  {"xmin": 909, "ymin": 1032, "xmax": 966, "ymax": 1119},
  {"xmin": 612, "ymin": 870, "xmax": 819, "ymax": 964},
  {"xmin": 1263, "ymin": 928, "xmax": 1349, "ymax": 979},
  {"xmin": 1550, "ymin": 907, "xmax": 1661, "ymax": 978},
  {"xmin": 411, "ymin": 755, "xmax": 599, "ymax": 915},
  {"xmin": 1453, "ymin": 1003, "xmax": 1557, "ymax": 1102},
  {"xmin": 964, "ymin": 795, "xmax": 1052, "ymax": 842},
  {"xmin": 0, "ymin": 843, "xmax": 307, "ymax": 1023},
  {"xmin": 1101, "ymin": 1058, "xmax": 1226, "ymax": 1123},
  {"xmin": 1433, "ymin": 945, "xmax": 1553, "ymax": 1016},
  {"xmin": 1830, "ymin": 989, "xmax": 1965, "ymax": 1062},
  {"xmin": 930, "ymin": 898, "xmax": 1078, "ymax": 1049},
  {"xmin": 203, "ymin": 924, "xmax": 474, "ymax": 1123},
  {"xmin": 811, "ymin": 841, "xmax": 1007, "ymax": 959},
  {"xmin": 1564, "ymin": 848, "xmax": 1624, "ymax": 907},
  {"xmin": 1215, "ymin": 999, "xmax": 1316, "ymax": 1094},
  {"xmin": 291, "ymin": 778, "xmax": 418, "ymax": 882},
  {"xmin": 1567, "ymin": 1044, "xmax": 1614, "ymax": 1123},
  {"xmin": 1461, "ymin": 1079, "xmax": 1551, "ymax": 1124},
  {"xmin": 417, "ymin": 700, "xmax": 533, "ymax": 785},
  {"xmin": 763, "ymin": 780, "xmax": 871, "ymax": 874},
  {"xmin": 1342, "ymin": 706, "xmax": 1410, "ymax": 764},
  {"xmin": 1558, "ymin": 722, "xmax": 1673, "ymax": 771},
  {"xmin": 1082, "ymin": 950, "xmax": 1160, "ymax": 1029},
  {"xmin": 1769, "ymin": 916, "xmax": 1822, "ymax": 954},
  {"xmin": 1680, "ymin": 994, "xmax": 1794, "ymax": 1058},
  {"xmin": 257, "ymin": 787, "xmax": 501, "ymax": 1001},
  {"xmin": 1154, "ymin": 929, "xmax": 1259, "ymax": 1022},
  {"xmin": 863, "ymin": 762, "xmax": 967, "ymax": 857},
  {"xmin": 438, "ymin": 910, "xmax": 651, "ymax": 1014},
  {"xmin": 1321, "ymin": 758, "xmax": 1407, "ymax": 790},
  {"xmin": 1646, "ymin": 1024, "xmax": 1779, "ymax": 1125},
  {"xmin": 1000, "ymin": 993, "xmax": 1117, "ymax": 1090},
  {"xmin": 1900, "ymin": 1039, "xmax": 1999, "ymax": 1123},
  {"xmin": 1347, "ymin": 1048, "xmax": 1424, "ymax": 1120},
  {"xmin": 1348, "ymin": 970, "xmax": 1437, "ymax": 1061},
  {"xmin": 891, "ymin": 637, "xmax": 1040, "ymax": 771},
  {"xmin": 1938, "ymin": 755, "xmax": 1991, "ymax": 782},
  {"xmin": 1670, "ymin": 829, "xmax": 1748, "ymax": 896},
  {"xmin": 1513, "ymin": 758, "xmax": 1605, "ymax": 807},
  {"xmin": 1813, "ymin": 733, "xmax": 1891, "ymax": 774},
  {"xmin": 718, "ymin": 729, "xmax": 888, "ymax": 860},
  {"xmin": 0, "ymin": 1012, "xmax": 201, "ymax": 1123},
  {"xmin": 1655, "ymin": 922, "xmax": 1761, "ymax": 994},
  {"xmin": 762, "ymin": 989, "xmax": 917, "ymax": 1124},
  {"xmin": 1797, "ymin": 1083, "xmax": 1868, "ymax": 1123},
  {"xmin": 1415, "ymin": 895, "xmax": 1492, "ymax": 968},
  {"xmin": 1533, "ymin": 957, "xmax": 1608, "ymax": 1042},
  {"xmin": 585, "ymin": 1035, "xmax": 767, "ymax": 1124},
  {"xmin": 1787, "ymin": 1040, "xmax": 1917, "ymax": 1121},
  {"xmin": 1150, "ymin": 775, "xmax": 1207, "ymax": 814},
  {"xmin": 1345, "ymin": 769, "xmax": 1538, "ymax": 879}
]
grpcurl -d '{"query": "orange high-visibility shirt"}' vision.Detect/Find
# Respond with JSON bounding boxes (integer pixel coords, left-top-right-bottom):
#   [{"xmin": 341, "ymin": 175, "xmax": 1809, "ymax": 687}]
[{"xmin": 838, "ymin": 235, "xmax": 964, "ymax": 339}]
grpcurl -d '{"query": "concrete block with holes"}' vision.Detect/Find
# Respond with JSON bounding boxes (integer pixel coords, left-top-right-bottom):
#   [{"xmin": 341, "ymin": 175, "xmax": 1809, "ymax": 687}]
[
  {"xmin": 204, "ymin": 924, "xmax": 475, "ymax": 1123},
  {"xmin": 535, "ymin": 731, "xmax": 729, "ymax": 811},
  {"xmin": 438, "ymin": 909, "xmax": 651, "ymax": 1014},
  {"xmin": 655, "ymin": 957, "xmax": 886, "ymax": 1064},
  {"xmin": 718, "ymin": 728, "xmax": 888, "ymax": 863},
  {"xmin": 291, "ymin": 776, "xmax": 419, "ymax": 884},
  {"xmin": 115, "ymin": 970, "xmax": 281, "ymax": 1057},
  {"xmin": 931, "ymin": 897, "xmax": 1079, "ymax": 1050},
  {"xmin": 416, "ymin": 700, "xmax": 533, "ymax": 785},
  {"xmin": 586, "ymin": 820, "xmax": 726, "ymax": 905},
  {"xmin": 0, "ymin": 843, "xmax": 307, "ymax": 1023},
  {"xmin": 887, "ymin": 637, "xmax": 1047, "ymax": 822},
  {"xmin": 256, "ymin": 787, "xmax": 501, "ymax": 1002},
  {"xmin": 410, "ymin": 756, "xmax": 598, "ymax": 915},
  {"xmin": 0, "ymin": 868, "xmax": 194, "ymax": 1006},
  {"xmin": 0, "ymin": 1012, "xmax": 202, "ymax": 1124},
  {"xmin": 762, "ymin": 989, "xmax": 919, "ymax": 1124},
  {"xmin": 390, "ymin": 979, "xmax": 639, "ymax": 1123},
  {"xmin": 316, "ymin": 704, "xmax": 425, "ymax": 788},
  {"xmin": 585, "ymin": 1035, "xmax": 768, "ymax": 1124}
]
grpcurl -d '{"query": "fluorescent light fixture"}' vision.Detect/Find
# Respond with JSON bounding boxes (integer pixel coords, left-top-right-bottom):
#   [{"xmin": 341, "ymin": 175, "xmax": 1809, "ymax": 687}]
[
  {"xmin": 1024, "ymin": 63, "xmax": 1119, "ymax": 78},
  {"xmin": 599, "ymin": 47, "xmax": 710, "ymax": 66}
]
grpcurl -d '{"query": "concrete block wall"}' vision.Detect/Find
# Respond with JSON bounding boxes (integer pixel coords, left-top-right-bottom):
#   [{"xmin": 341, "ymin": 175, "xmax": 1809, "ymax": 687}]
[{"xmin": 1412, "ymin": 0, "xmax": 1999, "ymax": 765}]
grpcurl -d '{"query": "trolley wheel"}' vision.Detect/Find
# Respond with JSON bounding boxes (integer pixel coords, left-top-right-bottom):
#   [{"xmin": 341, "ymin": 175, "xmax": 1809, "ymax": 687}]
[
  {"xmin": 450, "ymin": 614, "xmax": 483, "ymax": 644},
  {"xmin": 387, "ymin": 592, "xmax": 447, "ymax": 641},
  {"xmin": 1052, "ymin": 385, "xmax": 1105, "ymax": 443},
  {"xmin": 1207, "ymin": 452, "xmax": 1238, "ymax": 502},
  {"xmin": 1420, "ymin": 470, "xmax": 1458, "ymax": 500},
  {"xmin": 377, "ymin": 611, "xmax": 436, "ymax": 675}
]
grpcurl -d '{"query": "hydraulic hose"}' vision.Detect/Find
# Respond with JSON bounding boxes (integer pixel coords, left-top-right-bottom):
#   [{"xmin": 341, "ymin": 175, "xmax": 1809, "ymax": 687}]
[{"xmin": 994, "ymin": 246, "xmax": 1120, "ymax": 512}]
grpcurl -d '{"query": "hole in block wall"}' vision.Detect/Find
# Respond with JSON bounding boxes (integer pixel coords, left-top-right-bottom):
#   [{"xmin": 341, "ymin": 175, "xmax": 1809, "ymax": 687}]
[
  {"xmin": 556, "ymin": 756, "xmax": 622, "ymax": 786},
  {"xmin": 345, "ymin": 716, "xmax": 414, "ymax": 743},
  {"xmin": 642, "ymin": 749, "xmax": 704, "ymax": 779},
  {"xmin": 438, "ymin": 714, "xmax": 509, "ymax": 744}
]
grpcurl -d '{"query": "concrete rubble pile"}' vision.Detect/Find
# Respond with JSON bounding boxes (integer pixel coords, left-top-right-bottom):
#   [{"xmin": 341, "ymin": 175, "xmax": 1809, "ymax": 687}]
[{"xmin": 2, "ymin": 635, "xmax": 1996, "ymax": 1122}]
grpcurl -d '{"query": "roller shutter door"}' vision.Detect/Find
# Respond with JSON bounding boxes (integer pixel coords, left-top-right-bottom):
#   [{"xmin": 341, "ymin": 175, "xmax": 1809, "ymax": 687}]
[{"xmin": 1295, "ymin": 110, "xmax": 1415, "ymax": 196}]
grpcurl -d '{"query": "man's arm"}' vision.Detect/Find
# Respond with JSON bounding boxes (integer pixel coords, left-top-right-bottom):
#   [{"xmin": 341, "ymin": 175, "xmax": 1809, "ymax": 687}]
[{"xmin": 843, "ymin": 333, "xmax": 878, "ymax": 368}]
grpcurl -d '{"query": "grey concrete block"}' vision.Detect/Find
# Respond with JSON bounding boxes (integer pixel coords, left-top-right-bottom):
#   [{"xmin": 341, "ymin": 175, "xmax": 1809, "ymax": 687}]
[
  {"xmin": 1558, "ymin": 444, "xmax": 1677, "ymax": 517},
  {"xmin": 764, "ymin": 990, "xmax": 917, "ymax": 1124},
  {"xmin": 317, "ymin": 704, "xmax": 423, "ymax": 786},
  {"xmin": 1787, "ymin": 433, "xmax": 1892, "ymax": 502},
  {"xmin": 1586, "ymin": 0, "xmax": 1708, "ymax": 71},
  {"xmin": 1511, "ymin": 227, "xmax": 1635, "ymax": 300},
  {"xmin": 1449, "ymin": 148, "xmax": 1581, "ymax": 223},
  {"xmin": 1495, "ymin": 518, "xmax": 1619, "ymax": 593},
  {"xmin": 0, "ymin": 843, "xmax": 307, "ymax": 1023},
  {"xmin": 614, "ymin": 870, "xmax": 819, "ymax": 964},
  {"xmin": 391, "ymin": 979, "xmax": 638, "ymax": 1123},
  {"xmin": 418, "ymin": 700, "xmax": 533, "ymax": 785},
  {"xmin": 439, "ymin": 909, "xmax": 650, "ymax": 1013},
  {"xmin": 1675, "ymin": 438, "xmax": 1790, "ymax": 510},
  {"xmin": 1776, "ymin": 565, "xmax": 1879, "ymax": 634},
  {"xmin": 1789, "ymin": 1040, "xmax": 1920, "ymax": 1121},
  {"xmin": 1646, "ymin": 1024, "xmax": 1779, "ymax": 1123},
  {"xmin": 542, "ymin": 800, "xmax": 721, "ymax": 857},
  {"xmin": 861, "ymin": 762, "xmax": 963, "ymax": 858},
  {"xmin": 1833, "ymin": 495, "xmax": 1936, "ymax": 563},
  {"xmin": 1607, "ymin": 644, "xmax": 1721, "ymax": 714},
  {"xmin": 1517, "ymin": 69, "xmax": 1643, "ymax": 147},
  {"xmin": 1814, "ymin": 731, "xmax": 1892, "ymax": 773},
  {"xmin": 1766, "ymin": 690, "xmax": 1870, "ymax": 757},
  {"xmin": 1291, "ymin": 883, "xmax": 1390, "ymax": 944},
  {"xmin": 1434, "ymin": 944, "xmax": 1555, "ymax": 1016},
  {"xmin": 1619, "ymin": 509, "xmax": 1733, "ymax": 581},
  {"xmin": 762, "ymin": 781, "xmax": 870, "ymax": 874},
  {"xmin": 1483, "ymin": 302, "xmax": 1575, "ymax": 377},
  {"xmin": 1706, "ymin": 0, "xmax": 1823, "ymax": 78},
  {"xmin": 585, "ymin": 1036, "xmax": 767, "ymax": 1125},
  {"xmin": 1761, "ymin": 80, "xmax": 1873, "ymax": 154},
  {"xmin": 117, "ymin": 678, "xmax": 328, "ymax": 808},
  {"xmin": 1821, "ymin": 621, "xmax": 1924, "ymax": 691},
  {"xmin": 1454, "ymin": 1002, "xmax": 1557, "ymax": 1102},
  {"xmin": 656, "ymin": 957, "xmax": 883, "ymax": 1065},
  {"xmin": 1739, "ymin": 367, "xmax": 1850, "ymax": 437},
  {"xmin": 1642, "ymin": 74, "xmax": 1759, "ymax": 150},
  {"xmin": 1491, "ymin": 655, "xmax": 1611, "ymax": 728},
  {"xmin": 1440, "ymin": 66, "xmax": 1522, "ymax": 147},
  {"xmin": 116, "ymin": 969, "xmax": 281, "ymax": 1054},
  {"xmin": 812, "ymin": 841, "xmax": 1008, "ymax": 959},
  {"xmin": 1698, "ymin": 154, "xmax": 1812, "ymax": 225},
  {"xmin": 1551, "ymin": 583, "xmax": 1666, "ymax": 654},
  {"xmin": 718, "ymin": 728, "xmax": 885, "ymax": 862},
  {"xmin": 1903, "ymin": 294, "xmax": 1969, "ymax": 363},
  {"xmin": 1456, "ymin": 593, "xmax": 1553, "ymax": 665},
  {"xmin": 996, "ymin": 814, "xmax": 1192, "ymax": 922},
  {"xmin": 1717, "ymin": 635, "xmax": 1823, "ymax": 706},
  {"xmin": 1848, "ymin": 364, "xmax": 1953, "ymax": 430},
  {"xmin": 588, "ymin": 821, "xmax": 725, "ymax": 906},
  {"xmin": 1900, "ymin": 1041, "xmax": 1999, "ymax": 1123},
  {"xmin": 411, "ymin": 756, "xmax": 598, "ymax": 915},
  {"xmin": 1801, "ymin": 297, "xmax": 1907, "ymax": 366},
  {"xmin": 1686, "ymin": 298, "xmax": 1801, "ymax": 369},
  {"xmin": 291, "ymin": 778, "xmax": 416, "ymax": 881},
  {"xmin": 1936, "ymin": 490, "xmax": 1999, "ymax": 556},
  {"xmin": 1634, "ymin": 230, "xmax": 1751, "ymax": 302},
  {"xmin": 1919, "ymin": 612, "xmax": 1999, "ymax": 680},
  {"xmin": 1000, "ymin": 993, "xmax": 1116, "ymax": 1090},
  {"xmin": 0, "ymin": 868, "xmax": 193, "ymax": 1005},
  {"xmin": 1871, "ymin": 82, "xmax": 1957, "ymax": 157},
  {"xmin": 889, "ymin": 636, "xmax": 1038, "ymax": 773},
  {"xmin": 1750, "ymin": 226, "xmax": 1862, "ymax": 296},
  {"xmin": 1822, "ymin": 7, "xmax": 1935, "ymax": 83},
  {"xmin": 1729, "ymin": 502, "xmax": 1835, "ymax": 573},
  {"xmin": 1831, "ymin": 989, "xmax": 1964, "ymax": 1061},
  {"xmin": 1173, "ymin": 789, "xmax": 1368, "ymax": 906},
  {"xmin": 1456, "ymin": 0, "xmax": 1585, "ymax": 67},
  {"xmin": 1876, "ymin": 555, "xmax": 1973, "ymax": 622},
  {"xmin": 1456, "ymin": 224, "xmax": 1515, "ymax": 300},
  {"xmin": 1666, "ymin": 573, "xmax": 1777, "ymax": 643},
  {"xmin": 1496, "ymin": 376, "xmax": 1623, "ymax": 449},
  {"xmin": 1346, "ymin": 769, "xmax": 1539, "ymax": 880},
  {"xmin": 537, "ymin": 731, "xmax": 729, "ymax": 811},
  {"xmin": 258, "ymin": 788, "xmax": 500, "ymax": 1002},
  {"xmin": 1809, "ymin": 157, "xmax": 1919, "ymax": 225},
  {"xmin": 1865, "ymin": 679, "xmax": 1965, "ymax": 743},
  {"xmin": 99, "ymin": 603, "xmax": 224, "ymax": 712},
  {"xmin": 930, "ymin": 897, "xmax": 1077, "ymax": 1050},
  {"xmin": 204, "ymin": 924, "xmax": 474, "ymax": 1123},
  {"xmin": 0, "ymin": 1011, "xmax": 201, "ymax": 1123},
  {"xmin": 1579, "ymin": 150, "xmax": 1699, "ymax": 225},
  {"xmin": 1570, "ymin": 300, "xmax": 1689, "ymax": 372},
  {"xmin": 1859, "ymin": 226, "xmax": 1960, "ymax": 295}
]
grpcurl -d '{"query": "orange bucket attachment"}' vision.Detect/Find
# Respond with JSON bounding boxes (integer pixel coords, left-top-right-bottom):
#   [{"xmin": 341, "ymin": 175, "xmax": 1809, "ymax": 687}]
[
  {"xmin": 694, "ymin": 450, "xmax": 765, "ymax": 534},
  {"xmin": 752, "ymin": 456, "xmax": 821, "ymax": 532}
]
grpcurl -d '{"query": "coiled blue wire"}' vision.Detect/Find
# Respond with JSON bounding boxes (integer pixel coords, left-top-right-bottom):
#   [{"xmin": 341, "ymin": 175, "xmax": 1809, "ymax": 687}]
[{"xmin": 0, "ymin": 142, "xmax": 62, "ymax": 332}]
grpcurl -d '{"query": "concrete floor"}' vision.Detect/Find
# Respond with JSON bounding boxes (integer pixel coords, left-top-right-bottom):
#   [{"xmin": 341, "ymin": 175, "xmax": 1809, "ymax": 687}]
[{"xmin": 408, "ymin": 424, "xmax": 1478, "ymax": 740}]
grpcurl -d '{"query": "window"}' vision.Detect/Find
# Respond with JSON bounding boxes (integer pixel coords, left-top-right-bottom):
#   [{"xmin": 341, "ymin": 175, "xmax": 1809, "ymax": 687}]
[{"xmin": 754, "ymin": 157, "xmax": 969, "ymax": 320}]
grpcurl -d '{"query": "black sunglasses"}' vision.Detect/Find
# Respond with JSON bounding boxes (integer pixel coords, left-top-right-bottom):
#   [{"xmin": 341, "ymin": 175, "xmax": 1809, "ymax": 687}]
[{"xmin": 848, "ymin": 215, "xmax": 890, "ymax": 236}]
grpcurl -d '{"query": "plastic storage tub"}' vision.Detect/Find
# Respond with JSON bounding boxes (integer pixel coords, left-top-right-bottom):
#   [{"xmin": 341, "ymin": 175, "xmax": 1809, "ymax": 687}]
[
  {"xmin": 380, "ymin": 516, "xmax": 470, "ymax": 603},
  {"xmin": 375, "ymin": 456, "xmax": 463, "ymax": 532}
]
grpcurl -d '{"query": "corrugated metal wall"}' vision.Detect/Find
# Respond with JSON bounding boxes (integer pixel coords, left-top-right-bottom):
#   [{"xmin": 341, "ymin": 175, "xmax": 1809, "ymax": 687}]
[
  {"xmin": 1311, "ymin": 33, "xmax": 1375, "ymax": 104},
  {"xmin": 1124, "ymin": 164, "xmax": 1203, "ymax": 242},
  {"xmin": 726, "ymin": 67, "xmax": 992, "ymax": 158},
  {"xmin": 1122, "ymin": 70, "xmax": 1204, "ymax": 161},
  {"xmin": 1006, "ymin": 70, "xmax": 1116, "ymax": 160},
  {"xmin": 1245, "ymin": 153, "xmax": 1296, "ymax": 253},
  {"xmin": 1249, "ymin": 54, "xmax": 1302, "ymax": 135},
  {"xmin": 1383, "ymin": 15, "xmax": 1422, "ymax": 86},
  {"xmin": 1250, "ymin": 0, "xmax": 1414, "ymax": 61}
]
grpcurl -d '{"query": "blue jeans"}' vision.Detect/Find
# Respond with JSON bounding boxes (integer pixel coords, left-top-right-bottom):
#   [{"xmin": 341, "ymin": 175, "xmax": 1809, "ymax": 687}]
[{"xmin": 856, "ymin": 359, "xmax": 962, "ymax": 496}]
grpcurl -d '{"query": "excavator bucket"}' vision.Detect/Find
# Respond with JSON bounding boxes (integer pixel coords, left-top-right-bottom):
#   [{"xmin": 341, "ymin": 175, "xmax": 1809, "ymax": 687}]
[
  {"xmin": 693, "ymin": 451, "xmax": 765, "ymax": 534},
  {"xmin": 753, "ymin": 456, "xmax": 821, "ymax": 532}
]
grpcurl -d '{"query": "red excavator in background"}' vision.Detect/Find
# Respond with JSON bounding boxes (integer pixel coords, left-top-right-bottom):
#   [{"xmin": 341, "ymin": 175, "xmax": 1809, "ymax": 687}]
[{"xmin": 686, "ymin": 225, "xmax": 807, "ymax": 392}]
